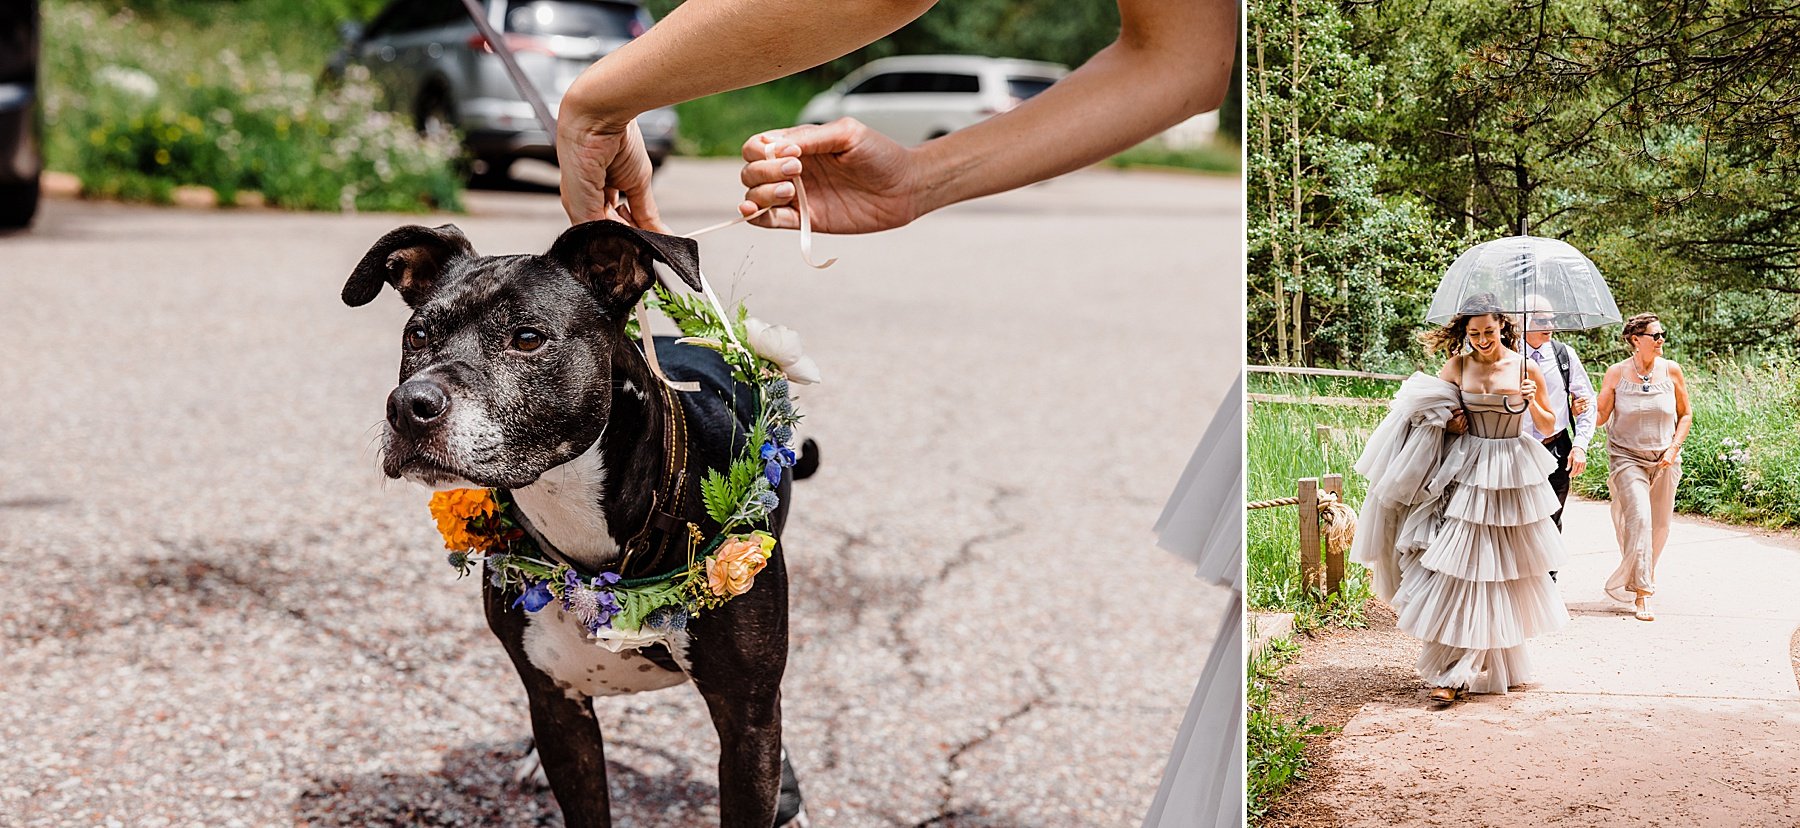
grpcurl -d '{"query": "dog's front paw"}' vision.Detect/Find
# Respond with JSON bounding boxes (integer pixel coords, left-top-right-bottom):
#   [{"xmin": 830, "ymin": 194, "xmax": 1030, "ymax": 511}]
[{"xmin": 512, "ymin": 742, "xmax": 549, "ymax": 791}]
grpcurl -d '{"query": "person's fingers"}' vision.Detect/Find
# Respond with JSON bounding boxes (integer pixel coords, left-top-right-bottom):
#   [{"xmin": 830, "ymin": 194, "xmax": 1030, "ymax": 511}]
[
  {"xmin": 741, "ymin": 157, "xmax": 802, "ymax": 188},
  {"xmin": 742, "ymin": 181, "xmax": 798, "ymax": 210},
  {"xmin": 622, "ymin": 183, "xmax": 667, "ymax": 233},
  {"xmin": 745, "ymin": 204, "xmax": 800, "ymax": 230}
]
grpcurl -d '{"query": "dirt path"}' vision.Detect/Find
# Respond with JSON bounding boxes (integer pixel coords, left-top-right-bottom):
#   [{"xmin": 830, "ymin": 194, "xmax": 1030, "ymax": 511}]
[{"xmin": 1263, "ymin": 498, "xmax": 1800, "ymax": 827}]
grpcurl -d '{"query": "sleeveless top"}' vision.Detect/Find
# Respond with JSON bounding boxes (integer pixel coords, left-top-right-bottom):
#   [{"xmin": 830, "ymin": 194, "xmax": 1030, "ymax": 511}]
[{"xmin": 1610, "ymin": 359, "xmax": 1677, "ymax": 452}]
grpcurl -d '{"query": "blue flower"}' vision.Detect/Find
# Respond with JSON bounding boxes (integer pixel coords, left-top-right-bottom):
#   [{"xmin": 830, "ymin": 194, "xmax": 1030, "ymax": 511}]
[
  {"xmin": 772, "ymin": 425, "xmax": 794, "ymax": 445},
  {"xmin": 447, "ymin": 551, "xmax": 470, "ymax": 570},
  {"xmin": 764, "ymin": 461, "xmax": 782, "ymax": 486},
  {"xmin": 594, "ymin": 571, "xmax": 622, "ymax": 587},
  {"xmin": 755, "ymin": 490, "xmax": 781, "ymax": 512},
  {"xmin": 513, "ymin": 580, "xmax": 554, "ymax": 613},
  {"xmin": 767, "ymin": 378, "xmax": 790, "ymax": 399}
]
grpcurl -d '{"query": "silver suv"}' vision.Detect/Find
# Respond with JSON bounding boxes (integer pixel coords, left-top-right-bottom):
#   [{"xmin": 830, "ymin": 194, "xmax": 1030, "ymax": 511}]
[{"xmin": 327, "ymin": 0, "xmax": 678, "ymax": 176}]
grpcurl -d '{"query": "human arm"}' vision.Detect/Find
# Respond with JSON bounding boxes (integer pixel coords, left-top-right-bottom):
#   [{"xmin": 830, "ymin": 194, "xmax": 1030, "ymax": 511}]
[
  {"xmin": 554, "ymin": 0, "xmax": 940, "ymax": 226},
  {"xmin": 1438, "ymin": 356, "xmax": 1467, "ymax": 434},
  {"xmin": 1661, "ymin": 362, "xmax": 1693, "ymax": 467},
  {"xmin": 1567, "ymin": 347, "xmax": 1597, "ymax": 475},
  {"xmin": 737, "ymin": 0, "xmax": 1239, "ymax": 232},
  {"xmin": 1595, "ymin": 363, "xmax": 1619, "ymax": 430},
  {"xmin": 1524, "ymin": 362, "xmax": 1556, "ymax": 436}
]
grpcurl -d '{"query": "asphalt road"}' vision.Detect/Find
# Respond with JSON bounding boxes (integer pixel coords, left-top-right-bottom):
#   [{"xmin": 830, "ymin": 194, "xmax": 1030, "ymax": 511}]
[{"xmin": 0, "ymin": 159, "xmax": 1240, "ymax": 827}]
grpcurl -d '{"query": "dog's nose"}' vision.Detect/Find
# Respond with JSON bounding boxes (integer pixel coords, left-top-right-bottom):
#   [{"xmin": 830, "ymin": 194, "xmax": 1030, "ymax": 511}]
[{"xmin": 388, "ymin": 380, "xmax": 451, "ymax": 435}]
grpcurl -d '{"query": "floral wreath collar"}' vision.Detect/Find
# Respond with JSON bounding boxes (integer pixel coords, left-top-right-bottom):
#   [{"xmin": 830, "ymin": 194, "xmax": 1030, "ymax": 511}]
[{"xmin": 430, "ymin": 284, "xmax": 816, "ymax": 653}]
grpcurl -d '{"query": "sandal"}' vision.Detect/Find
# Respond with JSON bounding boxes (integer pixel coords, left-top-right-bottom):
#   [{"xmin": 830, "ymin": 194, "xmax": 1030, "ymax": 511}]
[
  {"xmin": 1428, "ymin": 686, "xmax": 1461, "ymax": 706},
  {"xmin": 1634, "ymin": 596, "xmax": 1655, "ymax": 622}
]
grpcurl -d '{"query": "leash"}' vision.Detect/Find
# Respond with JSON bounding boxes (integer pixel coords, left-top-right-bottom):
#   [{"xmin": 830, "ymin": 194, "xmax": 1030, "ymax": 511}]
[{"xmin": 457, "ymin": 0, "xmax": 835, "ymax": 391}]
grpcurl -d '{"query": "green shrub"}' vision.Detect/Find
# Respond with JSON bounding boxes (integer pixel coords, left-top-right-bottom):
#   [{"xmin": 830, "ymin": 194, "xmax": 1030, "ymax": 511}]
[{"xmin": 42, "ymin": 2, "xmax": 463, "ymax": 212}]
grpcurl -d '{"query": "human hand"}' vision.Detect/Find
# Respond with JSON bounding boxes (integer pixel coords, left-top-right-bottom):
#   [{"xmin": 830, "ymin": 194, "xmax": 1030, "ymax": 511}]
[
  {"xmin": 1447, "ymin": 410, "xmax": 1468, "ymax": 435},
  {"xmin": 557, "ymin": 115, "xmax": 668, "ymax": 231},
  {"xmin": 1570, "ymin": 447, "xmax": 1587, "ymax": 477},
  {"xmin": 1571, "ymin": 395, "xmax": 1591, "ymax": 416},
  {"xmin": 738, "ymin": 118, "xmax": 924, "ymax": 234},
  {"xmin": 1520, "ymin": 377, "xmax": 1538, "ymax": 403}
]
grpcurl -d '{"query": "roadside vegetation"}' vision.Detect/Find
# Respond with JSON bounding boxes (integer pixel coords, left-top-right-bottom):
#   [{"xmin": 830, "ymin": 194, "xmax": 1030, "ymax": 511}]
[
  {"xmin": 43, "ymin": 0, "xmax": 462, "ymax": 212},
  {"xmin": 1246, "ymin": 634, "xmax": 1320, "ymax": 822}
]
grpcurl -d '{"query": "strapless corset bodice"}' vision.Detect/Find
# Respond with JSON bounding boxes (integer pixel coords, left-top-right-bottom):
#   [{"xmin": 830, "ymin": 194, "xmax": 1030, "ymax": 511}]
[{"xmin": 1461, "ymin": 392, "xmax": 1525, "ymax": 439}]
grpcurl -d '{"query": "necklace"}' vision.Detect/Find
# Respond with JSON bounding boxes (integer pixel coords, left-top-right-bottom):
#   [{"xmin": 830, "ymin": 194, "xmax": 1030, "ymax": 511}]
[{"xmin": 1634, "ymin": 358, "xmax": 1656, "ymax": 392}]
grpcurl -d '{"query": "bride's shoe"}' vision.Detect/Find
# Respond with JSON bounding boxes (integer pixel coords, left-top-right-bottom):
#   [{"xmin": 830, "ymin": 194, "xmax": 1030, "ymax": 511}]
[
  {"xmin": 1634, "ymin": 596, "xmax": 1655, "ymax": 622},
  {"xmin": 1428, "ymin": 687, "xmax": 1461, "ymax": 706}
]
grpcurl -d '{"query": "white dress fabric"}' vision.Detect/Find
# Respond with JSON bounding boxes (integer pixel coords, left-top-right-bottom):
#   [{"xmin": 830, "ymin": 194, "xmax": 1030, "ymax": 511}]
[
  {"xmin": 1349, "ymin": 373, "xmax": 1569, "ymax": 693},
  {"xmin": 1142, "ymin": 375, "xmax": 1243, "ymax": 828}
]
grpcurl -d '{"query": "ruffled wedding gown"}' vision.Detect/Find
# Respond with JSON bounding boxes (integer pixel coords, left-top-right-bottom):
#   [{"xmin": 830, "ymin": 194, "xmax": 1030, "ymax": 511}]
[
  {"xmin": 1351, "ymin": 374, "xmax": 1569, "ymax": 693},
  {"xmin": 1141, "ymin": 375, "xmax": 1242, "ymax": 827}
]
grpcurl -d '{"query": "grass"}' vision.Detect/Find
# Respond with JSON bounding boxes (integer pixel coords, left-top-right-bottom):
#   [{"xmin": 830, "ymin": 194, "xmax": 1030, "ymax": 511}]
[
  {"xmin": 1246, "ymin": 372, "xmax": 1390, "ymax": 631},
  {"xmin": 1246, "ymin": 632, "xmax": 1324, "ymax": 822},
  {"xmin": 1106, "ymin": 138, "xmax": 1241, "ymax": 174}
]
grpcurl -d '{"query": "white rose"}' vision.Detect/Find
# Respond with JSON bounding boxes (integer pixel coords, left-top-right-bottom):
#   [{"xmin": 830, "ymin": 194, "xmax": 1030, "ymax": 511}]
[
  {"xmin": 589, "ymin": 624, "xmax": 668, "ymax": 653},
  {"xmin": 743, "ymin": 318, "xmax": 821, "ymax": 384}
]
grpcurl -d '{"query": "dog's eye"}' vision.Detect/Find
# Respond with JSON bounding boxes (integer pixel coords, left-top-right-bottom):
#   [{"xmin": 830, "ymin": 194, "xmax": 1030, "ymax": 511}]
[
  {"xmin": 405, "ymin": 327, "xmax": 430, "ymax": 349},
  {"xmin": 511, "ymin": 328, "xmax": 546, "ymax": 352}
]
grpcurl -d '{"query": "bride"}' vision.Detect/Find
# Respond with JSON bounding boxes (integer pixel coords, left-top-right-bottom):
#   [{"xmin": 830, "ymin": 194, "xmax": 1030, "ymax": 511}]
[{"xmin": 1351, "ymin": 301, "xmax": 1571, "ymax": 703}]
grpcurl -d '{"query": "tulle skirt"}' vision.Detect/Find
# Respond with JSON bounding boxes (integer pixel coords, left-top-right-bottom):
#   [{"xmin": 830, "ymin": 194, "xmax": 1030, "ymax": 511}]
[
  {"xmin": 1390, "ymin": 433, "xmax": 1569, "ymax": 693},
  {"xmin": 1143, "ymin": 375, "xmax": 1243, "ymax": 827}
]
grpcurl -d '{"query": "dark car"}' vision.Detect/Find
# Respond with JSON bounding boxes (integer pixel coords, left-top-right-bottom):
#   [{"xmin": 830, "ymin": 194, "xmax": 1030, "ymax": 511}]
[
  {"xmin": 326, "ymin": 0, "xmax": 677, "ymax": 178},
  {"xmin": 0, "ymin": 0, "xmax": 41, "ymax": 229}
]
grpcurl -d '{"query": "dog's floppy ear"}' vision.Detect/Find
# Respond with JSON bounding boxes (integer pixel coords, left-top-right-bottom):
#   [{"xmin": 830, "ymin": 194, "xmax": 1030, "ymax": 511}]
[
  {"xmin": 343, "ymin": 224, "xmax": 475, "ymax": 308},
  {"xmin": 547, "ymin": 220, "xmax": 704, "ymax": 309}
]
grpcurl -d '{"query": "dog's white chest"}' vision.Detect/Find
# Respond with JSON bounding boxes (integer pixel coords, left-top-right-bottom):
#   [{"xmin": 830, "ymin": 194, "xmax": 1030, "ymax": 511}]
[
  {"xmin": 521, "ymin": 608, "xmax": 690, "ymax": 698},
  {"xmin": 510, "ymin": 440, "xmax": 619, "ymax": 569}
]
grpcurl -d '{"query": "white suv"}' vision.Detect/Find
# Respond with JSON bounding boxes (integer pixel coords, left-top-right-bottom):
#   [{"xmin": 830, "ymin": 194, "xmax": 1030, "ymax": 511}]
[{"xmin": 796, "ymin": 55, "xmax": 1067, "ymax": 147}]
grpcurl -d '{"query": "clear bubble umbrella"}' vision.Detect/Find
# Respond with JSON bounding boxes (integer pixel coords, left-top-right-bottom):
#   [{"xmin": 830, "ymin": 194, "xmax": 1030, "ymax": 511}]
[
  {"xmin": 1426, "ymin": 235, "xmax": 1621, "ymax": 403},
  {"xmin": 1426, "ymin": 235, "xmax": 1620, "ymax": 331}
]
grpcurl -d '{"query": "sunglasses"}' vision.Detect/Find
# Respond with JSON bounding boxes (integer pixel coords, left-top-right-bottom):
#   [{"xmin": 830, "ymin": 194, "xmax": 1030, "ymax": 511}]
[
  {"xmin": 1528, "ymin": 316, "xmax": 1556, "ymax": 327},
  {"xmin": 1636, "ymin": 331, "xmax": 1668, "ymax": 342}
]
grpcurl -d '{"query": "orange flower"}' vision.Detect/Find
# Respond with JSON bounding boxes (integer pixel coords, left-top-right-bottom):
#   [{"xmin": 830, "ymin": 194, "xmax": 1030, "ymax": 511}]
[
  {"xmin": 429, "ymin": 488, "xmax": 500, "ymax": 552},
  {"xmin": 705, "ymin": 534, "xmax": 774, "ymax": 597}
]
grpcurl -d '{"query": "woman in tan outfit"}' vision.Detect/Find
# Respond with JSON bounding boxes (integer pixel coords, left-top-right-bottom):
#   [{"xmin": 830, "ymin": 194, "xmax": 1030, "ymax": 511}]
[{"xmin": 1595, "ymin": 313, "xmax": 1692, "ymax": 621}]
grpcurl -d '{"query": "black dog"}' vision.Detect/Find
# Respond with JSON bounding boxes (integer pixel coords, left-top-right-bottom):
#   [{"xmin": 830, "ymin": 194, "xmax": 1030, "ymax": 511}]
[{"xmin": 345, "ymin": 220, "xmax": 813, "ymax": 827}]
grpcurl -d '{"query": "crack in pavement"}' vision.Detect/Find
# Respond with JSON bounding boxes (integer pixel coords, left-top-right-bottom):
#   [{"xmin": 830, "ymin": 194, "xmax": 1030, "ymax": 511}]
[
  {"xmin": 892, "ymin": 484, "xmax": 1025, "ymax": 683},
  {"xmin": 911, "ymin": 662, "xmax": 1052, "ymax": 828}
]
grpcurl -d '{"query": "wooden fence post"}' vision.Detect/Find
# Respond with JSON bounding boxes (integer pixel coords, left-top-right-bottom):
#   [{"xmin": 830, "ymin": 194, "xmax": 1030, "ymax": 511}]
[
  {"xmin": 1323, "ymin": 473, "xmax": 1345, "ymax": 595},
  {"xmin": 1297, "ymin": 477, "xmax": 1320, "ymax": 592}
]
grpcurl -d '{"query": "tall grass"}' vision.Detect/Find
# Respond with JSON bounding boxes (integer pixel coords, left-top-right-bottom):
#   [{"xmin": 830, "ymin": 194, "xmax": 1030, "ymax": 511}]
[{"xmin": 1246, "ymin": 373, "xmax": 1389, "ymax": 629}]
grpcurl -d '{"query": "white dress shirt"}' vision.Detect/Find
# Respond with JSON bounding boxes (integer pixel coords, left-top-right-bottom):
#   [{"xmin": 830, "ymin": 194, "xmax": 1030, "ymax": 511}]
[{"xmin": 1524, "ymin": 339, "xmax": 1596, "ymax": 450}]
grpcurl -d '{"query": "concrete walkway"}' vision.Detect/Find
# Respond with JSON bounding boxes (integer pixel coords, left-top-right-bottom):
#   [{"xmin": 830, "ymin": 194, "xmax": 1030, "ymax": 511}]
[{"xmin": 1320, "ymin": 498, "xmax": 1800, "ymax": 827}]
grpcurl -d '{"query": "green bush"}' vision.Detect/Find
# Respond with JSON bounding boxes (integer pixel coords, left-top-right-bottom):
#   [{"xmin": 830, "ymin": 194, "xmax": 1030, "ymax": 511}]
[{"xmin": 42, "ymin": 2, "xmax": 463, "ymax": 212}]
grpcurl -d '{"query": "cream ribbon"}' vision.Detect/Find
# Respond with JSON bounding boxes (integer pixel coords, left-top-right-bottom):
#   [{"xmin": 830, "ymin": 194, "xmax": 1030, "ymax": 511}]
[{"xmin": 631, "ymin": 140, "xmax": 836, "ymax": 393}]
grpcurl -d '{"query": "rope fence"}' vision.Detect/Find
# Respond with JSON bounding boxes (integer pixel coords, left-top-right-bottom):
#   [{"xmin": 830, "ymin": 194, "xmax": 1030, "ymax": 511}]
[{"xmin": 1247, "ymin": 474, "xmax": 1357, "ymax": 596}]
